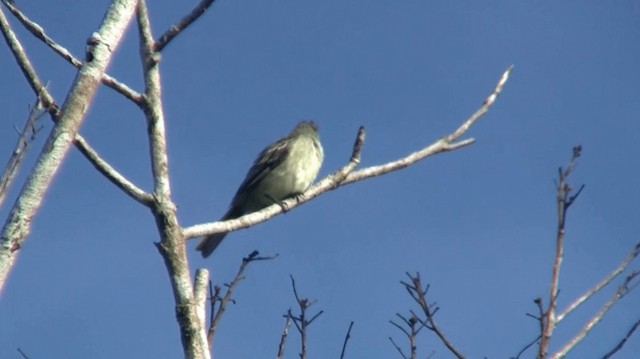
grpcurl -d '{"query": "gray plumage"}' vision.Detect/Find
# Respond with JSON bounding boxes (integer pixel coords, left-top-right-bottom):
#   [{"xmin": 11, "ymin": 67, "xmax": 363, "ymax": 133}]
[{"xmin": 197, "ymin": 121, "xmax": 324, "ymax": 258}]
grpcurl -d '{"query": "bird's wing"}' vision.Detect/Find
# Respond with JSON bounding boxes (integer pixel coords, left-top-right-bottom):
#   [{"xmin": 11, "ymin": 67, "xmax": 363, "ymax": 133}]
[{"xmin": 234, "ymin": 137, "xmax": 290, "ymax": 194}]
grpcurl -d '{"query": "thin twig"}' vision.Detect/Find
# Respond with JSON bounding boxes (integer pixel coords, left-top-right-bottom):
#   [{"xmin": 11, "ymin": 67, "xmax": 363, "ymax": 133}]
[
  {"xmin": 539, "ymin": 146, "xmax": 583, "ymax": 358},
  {"xmin": 276, "ymin": 314, "xmax": 292, "ymax": 359},
  {"xmin": 408, "ymin": 273, "xmax": 465, "ymax": 359},
  {"xmin": 155, "ymin": 0, "xmax": 216, "ymax": 52},
  {"xmin": 207, "ymin": 251, "xmax": 278, "ymax": 346},
  {"xmin": 287, "ymin": 275, "xmax": 324, "ymax": 359},
  {"xmin": 388, "ymin": 337, "xmax": 408, "ymax": 359},
  {"xmin": 17, "ymin": 348, "xmax": 29, "ymax": 359},
  {"xmin": 182, "ymin": 66, "xmax": 514, "ymax": 241},
  {"xmin": 511, "ymin": 333, "xmax": 541, "ymax": 359},
  {"xmin": 0, "ymin": 98, "xmax": 45, "ymax": 209},
  {"xmin": 339, "ymin": 321, "xmax": 355, "ymax": 359},
  {"xmin": 391, "ymin": 273, "xmax": 465, "ymax": 359},
  {"xmin": 601, "ymin": 318, "xmax": 640, "ymax": 359}
]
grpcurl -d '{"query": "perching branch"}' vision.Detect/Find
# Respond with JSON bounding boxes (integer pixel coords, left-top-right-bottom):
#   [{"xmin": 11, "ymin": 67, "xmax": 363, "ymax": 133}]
[{"xmin": 182, "ymin": 66, "xmax": 514, "ymax": 240}]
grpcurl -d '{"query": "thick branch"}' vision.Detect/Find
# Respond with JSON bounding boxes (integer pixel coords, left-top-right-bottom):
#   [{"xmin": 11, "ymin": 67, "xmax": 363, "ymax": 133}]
[
  {"xmin": 0, "ymin": 1, "xmax": 151, "ymax": 206},
  {"xmin": 1, "ymin": 0, "xmax": 143, "ymax": 103},
  {"xmin": 0, "ymin": 0, "xmax": 139, "ymax": 292},
  {"xmin": 182, "ymin": 66, "xmax": 513, "ymax": 240},
  {"xmin": 137, "ymin": 2, "xmax": 209, "ymax": 358}
]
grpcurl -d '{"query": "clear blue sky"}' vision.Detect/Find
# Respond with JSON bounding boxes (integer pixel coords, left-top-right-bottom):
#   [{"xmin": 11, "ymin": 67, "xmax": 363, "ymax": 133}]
[{"xmin": 1, "ymin": 1, "xmax": 639, "ymax": 358}]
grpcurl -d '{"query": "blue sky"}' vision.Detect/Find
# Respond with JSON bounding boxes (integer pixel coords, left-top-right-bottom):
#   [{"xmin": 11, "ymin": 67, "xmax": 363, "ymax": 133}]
[{"xmin": 1, "ymin": 1, "xmax": 639, "ymax": 358}]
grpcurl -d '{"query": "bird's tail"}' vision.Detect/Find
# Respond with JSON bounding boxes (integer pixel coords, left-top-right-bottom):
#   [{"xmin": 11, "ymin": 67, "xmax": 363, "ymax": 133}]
[{"xmin": 196, "ymin": 232, "xmax": 227, "ymax": 258}]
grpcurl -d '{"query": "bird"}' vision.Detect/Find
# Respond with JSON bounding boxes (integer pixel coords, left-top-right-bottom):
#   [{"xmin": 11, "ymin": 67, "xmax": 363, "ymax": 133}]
[{"xmin": 196, "ymin": 121, "xmax": 324, "ymax": 258}]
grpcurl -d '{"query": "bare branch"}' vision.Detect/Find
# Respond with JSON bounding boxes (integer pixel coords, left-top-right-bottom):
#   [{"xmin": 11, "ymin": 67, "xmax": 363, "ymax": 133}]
[
  {"xmin": 182, "ymin": 66, "xmax": 514, "ymax": 241},
  {"xmin": 557, "ymin": 241, "xmax": 640, "ymax": 322},
  {"xmin": 0, "ymin": 2, "xmax": 151, "ymax": 207},
  {"xmin": 276, "ymin": 314, "xmax": 292, "ymax": 359},
  {"xmin": 73, "ymin": 135, "xmax": 154, "ymax": 205},
  {"xmin": 0, "ymin": 99, "xmax": 45, "ymax": 209},
  {"xmin": 339, "ymin": 321, "xmax": 355, "ymax": 359},
  {"xmin": 17, "ymin": 348, "xmax": 29, "ymax": 359},
  {"xmin": 601, "ymin": 318, "xmax": 640, "ymax": 359},
  {"xmin": 287, "ymin": 275, "xmax": 324, "ymax": 359},
  {"xmin": 388, "ymin": 336, "xmax": 409, "ymax": 359},
  {"xmin": 155, "ymin": 0, "xmax": 216, "ymax": 52},
  {"xmin": 207, "ymin": 251, "xmax": 277, "ymax": 346},
  {"xmin": 511, "ymin": 334, "xmax": 541, "ymax": 359},
  {"xmin": 539, "ymin": 146, "xmax": 584, "ymax": 358},
  {"xmin": 0, "ymin": 0, "xmax": 139, "ymax": 292},
  {"xmin": 550, "ymin": 271, "xmax": 640, "ymax": 358},
  {"xmin": 136, "ymin": 2, "xmax": 210, "ymax": 358},
  {"xmin": 193, "ymin": 268, "xmax": 210, "ymax": 334},
  {"xmin": 392, "ymin": 273, "xmax": 465, "ymax": 359},
  {"xmin": 406, "ymin": 273, "xmax": 465, "ymax": 359},
  {"xmin": 0, "ymin": 5, "xmax": 57, "ymax": 113},
  {"xmin": 1, "ymin": 0, "xmax": 143, "ymax": 103}
]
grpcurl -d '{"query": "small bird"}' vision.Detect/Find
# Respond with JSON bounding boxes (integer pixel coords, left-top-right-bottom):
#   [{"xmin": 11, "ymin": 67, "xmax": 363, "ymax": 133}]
[{"xmin": 197, "ymin": 121, "xmax": 324, "ymax": 258}]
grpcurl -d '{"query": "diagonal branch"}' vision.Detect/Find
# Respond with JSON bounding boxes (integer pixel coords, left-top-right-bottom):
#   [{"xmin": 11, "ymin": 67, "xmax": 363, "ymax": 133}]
[
  {"xmin": 207, "ymin": 251, "xmax": 277, "ymax": 346},
  {"xmin": 0, "ymin": 0, "xmax": 139, "ymax": 292},
  {"xmin": 601, "ymin": 317, "xmax": 640, "ymax": 359},
  {"xmin": 154, "ymin": 0, "xmax": 216, "ymax": 52},
  {"xmin": 1, "ymin": 0, "xmax": 143, "ymax": 104},
  {"xmin": 182, "ymin": 65, "xmax": 514, "ymax": 240},
  {"xmin": 0, "ymin": 2, "xmax": 152, "ymax": 207},
  {"xmin": 550, "ymin": 271, "xmax": 640, "ymax": 359},
  {"xmin": 557, "ymin": 241, "xmax": 640, "ymax": 323},
  {"xmin": 0, "ymin": 98, "xmax": 45, "ymax": 209}
]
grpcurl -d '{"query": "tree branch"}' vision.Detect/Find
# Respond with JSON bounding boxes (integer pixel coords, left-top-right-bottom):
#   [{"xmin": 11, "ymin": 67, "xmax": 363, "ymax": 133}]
[
  {"xmin": 1, "ymin": 0, "xmax": 143, "ymax": 103},
  {"xmin": 0, "ymin": 0, "xmax": 139, "ymax": 292},
  {"xmin": 601, "ymin": 317, "xmax": 640, "ymax": 359},
  {"xmin": 0, "ymin": 98, "xmax": 45, "ymax": 209},
  {"xmin": 339, "ymin": 321, "xmax": 355, "ymax": 359},
  {"xmin": 276, "ymin": 314, "xmax": 292, "ymax": 359},
  {"xmin": 287, "ymin": 275, "xmax": 324, "ymax": 359},
  {"xmin": 539, "ymin": 145, "xmax": 583, "ymax": 358},
  {"xmin": 550, "ymin": 271, "xmax": 640, "ymax": 358},
  {"xmin": 0, "ymin": 1, "xmax": 152, "ymax": 207},
  {"xmin": 154, "ymin": 0, "xmax": 216, "ymax": 52},
  {"xmin": 557, "ymin": 241, "xmax": 640, "ymax": 323},
  {"xmin": 207, "ymin": 251, "xmax": 277, "ymax": 347}
]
